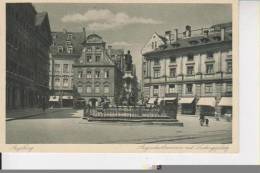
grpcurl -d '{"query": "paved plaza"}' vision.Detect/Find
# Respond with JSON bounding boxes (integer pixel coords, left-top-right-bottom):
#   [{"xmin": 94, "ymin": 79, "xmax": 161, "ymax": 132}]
[{"xmin": 6, "ymin": 108, "xmax": 232, "ymax": 144}]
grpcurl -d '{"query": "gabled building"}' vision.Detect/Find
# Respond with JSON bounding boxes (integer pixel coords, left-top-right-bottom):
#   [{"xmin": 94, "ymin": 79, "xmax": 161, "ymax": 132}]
[
  {"xmin": 6, "ymin": 3, "xmax": 52, "ymax": 110},
  {"xmin": 141, "ymin": 23, "xmax": 232, "ymax": 116},
  {"xmin": 73, "ymin": 34, "xmax": 124, "ymax": 107},
  {"xmin": 49, "ymin": 29, "xmax": 85, "ymax": 107}
]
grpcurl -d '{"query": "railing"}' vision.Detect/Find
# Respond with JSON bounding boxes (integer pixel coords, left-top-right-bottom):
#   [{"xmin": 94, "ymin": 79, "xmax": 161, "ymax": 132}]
[{"xmin": 87, "ymin": 106, "xmax": 167, "ymax": 118}]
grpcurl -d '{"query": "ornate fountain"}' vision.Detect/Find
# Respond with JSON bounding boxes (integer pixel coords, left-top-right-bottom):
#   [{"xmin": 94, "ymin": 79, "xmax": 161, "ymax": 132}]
[{"xmin": 121, "ymin": 50, "xmax": 135, "ymax": 106}]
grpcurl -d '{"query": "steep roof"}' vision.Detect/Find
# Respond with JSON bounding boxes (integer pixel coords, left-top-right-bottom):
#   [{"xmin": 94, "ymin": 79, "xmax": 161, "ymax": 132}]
[
  {"xmin": 35, "ymin": 12, "xmax": 47, "ymax": 26},
  {"xmin": 50, "ymin": 31, "xmax": 85, "ymax": 57},
  {"xmin": 143, "ymin": 22, "xmax": 232, "ymax": 56},
  {"xmin": 156, "ymin": 33, "xmax": 168, "ymax": 43}
]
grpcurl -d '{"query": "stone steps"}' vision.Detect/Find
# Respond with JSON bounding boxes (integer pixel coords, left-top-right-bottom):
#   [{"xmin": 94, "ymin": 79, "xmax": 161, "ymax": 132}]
[{"xmin": 84, "ymin": 116, "xmax": 183, "ymax": 126}]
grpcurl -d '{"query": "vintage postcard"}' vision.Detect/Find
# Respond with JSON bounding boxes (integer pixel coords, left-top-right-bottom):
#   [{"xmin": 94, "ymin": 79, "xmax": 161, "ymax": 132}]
[{"xmin": 0, "ymin": 0, "xmax": 239, "ymax": 152}]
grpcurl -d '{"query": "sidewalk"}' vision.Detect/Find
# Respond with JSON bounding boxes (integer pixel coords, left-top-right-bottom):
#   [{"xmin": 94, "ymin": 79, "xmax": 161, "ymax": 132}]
[
  {"xmin": 177, "ymin": 114, "xmax": 230, "ymax": 122},
  {"xmin": 6, "ymin": 107, "xmax": 68, "ymax": 121}
]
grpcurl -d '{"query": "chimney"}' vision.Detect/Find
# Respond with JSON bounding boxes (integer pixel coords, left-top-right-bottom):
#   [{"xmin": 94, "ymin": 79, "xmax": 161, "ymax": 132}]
[
  {"xmin": 203, "ymin": 29, "xmax": 209, "ymax": 37},
  {"xmin": 221, "ymin": 28, "xmax": 225, "ymax": 41},
  {"xmin": 174, "ymin": 29, "xmax": 178, "ymax": 41},
  {"xmin": 185, "ymin": 25, "xmax": 191, "ymax": 37},
  {"xmin": 165, "ymin": 31, "xmax": 171, "ymax": 44},
  {"xmin": 108, "ymin": 45, "xmax": 112, "ymax": 56},
  {"xmin": 82, "ymin": 27, "xmax": 86, "ymax": 41},
  {"xmin": 63, "ymin": 28, "xmax": 67, "ymax": 34}
]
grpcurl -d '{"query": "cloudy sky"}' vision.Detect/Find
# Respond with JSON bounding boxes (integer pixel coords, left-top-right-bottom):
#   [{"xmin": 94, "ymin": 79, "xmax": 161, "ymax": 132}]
[{"xmin": 34, "ymin": 3, "xmax": 232, "ymax": 81}]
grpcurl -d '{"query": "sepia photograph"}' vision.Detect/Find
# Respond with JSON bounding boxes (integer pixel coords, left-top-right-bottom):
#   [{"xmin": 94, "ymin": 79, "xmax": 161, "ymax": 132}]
[{"xmin": 3, "ymin": 0, "xmax": 237, "ymax": 150}]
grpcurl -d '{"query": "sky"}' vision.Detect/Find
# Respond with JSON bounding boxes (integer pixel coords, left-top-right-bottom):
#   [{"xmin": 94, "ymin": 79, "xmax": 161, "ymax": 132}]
[{"xmin": 34, "ymin": 3, "xmax": 232, "ymax": 81}]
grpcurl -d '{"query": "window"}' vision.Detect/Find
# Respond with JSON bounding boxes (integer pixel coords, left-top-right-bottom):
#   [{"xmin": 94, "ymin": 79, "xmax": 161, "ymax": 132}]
[
  {"xmin": 95, "ymin": 86, "xmax": 100, "ymax": 93},
  {"xmin": 226, "ymin": 83, "xmax": 232, "ymax": 92},
  {"xmin": 154, "ymin": 41, "xmax": 157, "ymax": 48},
  {"xmin": 205, "ymin": 84, "xmax": 213, "ymax": 93},
  {"xmin": 206, "ymin": 64, "xmax": 214, "ymax": 74},
  {"xmin": 170, "ymin": 57, "xmax": 176, "ymax": 63},
  {"xmin": 104, "ymin": 71, "xmax": 109, "ymax": 78},
  {"xmin": 95, "ymin": 55, "xmax": 101, "ymax": 62},
  {"xmin": 77, "ymin": 86, "xmax": 83, "ymax": 93},
  {"xmin": 186, "ymin": 84, "xmax": 193, "ymax": 94},
  {"xmin": 153, "ymin": 85, "xmax": 159, "ymax": 96},
  {"xmin": 187, "ymin": 54, "xmax": 194, "ymax": 61},
  {"xmin": 207, "ymin": 51, "xmax": 214, "ymax": 59},
  {"xmin": 95, "ymin": 46, "xmax": 101, "ymax": 51},
  {"xmin": 86, "ymin": 86, "xmax": 92, "ymax": 93},
  {"xmin": 104, "ymin": 86, "xmax": 109, "ymax": 94},
  {"xmin": 170, "ymin": 68, "xmax": 176, "ymax": 77},
  {"xmin": 86, "ymin": 55, "xmax": 92, "ymax": 63},
  {"xmin": 63, "ymin": 64, "xmax": 69, "ymax": 73},
  {"xmin": 78, "ymin": 71, "xmax": 83, "ymax": 78},
  {"xmin": 63, "ymin": 78, "xmax": 69, "ymax": 87},
  {"xmin": 87, "ymin": 47, "xmax": 92, "ymax": 52},
  {"xmin": 67, "ymin": 34, "xmax": 73, "ymax": 40},
  {"xmin": 66, "ymin": 41, "xmax": 71, "ymax": 45},
  {"xmin": 227, "ymin": 61, "xmax": 232, "ymax": 73},
  {"xmin": 95, "ymin": 71, "xmax": 100, "ymax": 78},
  {"xmin": 169, "ymin": 84, "xmax": 175, "ymax": 93},
  {"xmin": 58, "ymin": 46, "xmax": 63, "ymax": 53},
  {"xmin": 152, "ymin": 42, "xmax": 154, "ymax": 49},
  {"xmin": 86, "ymin": 71, "xmax": 92, "ymax": 78},
  {"xmin": 54, "ymin": 78, "xmax": 60, "ymax": 87},
  {"xmin": 154, "ymin": 69, "xmax": 160, "ymax": 78},
  {"xmin": 187, "ymin": 66, "xmax": 194, "ymax": 75},
  {"xmin": 54, "ymin": 64, "xmax": 60, "ymax": 73},
  {"xmin": 67, "ymin": 46, "xmax": 73, "ymax": 54},
  {"xmin": 154, "ymin": 59, "xmax": 160, "ymax": 65}
]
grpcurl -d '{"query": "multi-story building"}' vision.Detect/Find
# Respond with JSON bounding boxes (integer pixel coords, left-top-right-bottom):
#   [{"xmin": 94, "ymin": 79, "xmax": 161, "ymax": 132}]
[
  {"xmin": 73, "ymin": 34, "xmax": 124, "ymax": 107},
  {"xmin": 6, "ymin": 3, "xmax": 52, "ymax": 110},
  {"xmin": 49, "ymin": 29, "xmax": 85, "ymax": 106},
  {"xmin": 141, "ymin": 23, "xmax": 232, "ymax": 116}
]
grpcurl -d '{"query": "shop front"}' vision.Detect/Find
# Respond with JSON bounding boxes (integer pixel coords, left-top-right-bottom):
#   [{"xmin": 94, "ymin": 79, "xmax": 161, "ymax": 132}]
[
  {"xmin": 217, "ymin": 97, "xmax": 232, "ymax": 116},
  {"xmin": 196, "ymin": 97, "xmax": 216, "ymax": 116},
  {"xmin": 49, "ymin": 96, "xmax": 60, "ymax": 108},
  {"xmin": 62, "ymin": 96, "xmax": 74, "ymax": 107},
  {"xmin": 179, "ymin": 97, "xmax": 195, "ymax": 115}
]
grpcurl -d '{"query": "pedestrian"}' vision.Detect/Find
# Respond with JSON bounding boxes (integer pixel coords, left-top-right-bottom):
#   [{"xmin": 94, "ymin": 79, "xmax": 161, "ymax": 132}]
[
  {"xmin": 214, "ymin": 111, "xmax": 219, "ymax": 121},
  {"xmin": 205, "ymin": 118, "xmax": 209, "ymax": 126},
  {"xmin": 154, "ymin": 98, "xmax": 158, "ymax": 108},
  {"xmin": 42, "ymin": 97, "xmax": 46, "ymax": 112},
  {"xmin": 199, "ymin": 113, "xmax": 205, "ymax": 126}
]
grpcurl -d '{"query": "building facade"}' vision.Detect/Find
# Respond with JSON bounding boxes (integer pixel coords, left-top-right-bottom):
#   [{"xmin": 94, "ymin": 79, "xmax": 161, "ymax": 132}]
[
  {"xmin": 73, "ymin": 34, "xmax": 124, "ymax": 107},
  {"xmin": 6, "ymin": 3, "xmax": 52, "ymax": 110},
  {"xmin": 49, "ymin": 29, "xmax": 84, "ymax": 106},
  {"xmin": 142, "ymin": 23, "xmax": 232, "ymax": 116}
]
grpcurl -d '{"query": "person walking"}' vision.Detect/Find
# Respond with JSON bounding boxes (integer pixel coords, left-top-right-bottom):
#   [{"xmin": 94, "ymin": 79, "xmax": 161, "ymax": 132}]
[
  {"xmin": 199, "ymin": 113, "xmax": 205, "ymax": 126},
  {"xmin": 42, "ymin": 97, "xmax": 46, "ymax": 113}
]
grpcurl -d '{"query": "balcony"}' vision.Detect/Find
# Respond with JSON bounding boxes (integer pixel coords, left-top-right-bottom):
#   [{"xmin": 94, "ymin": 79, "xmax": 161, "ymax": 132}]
[
  {"xmin": 150, "ymin": 77, "xmax": 166, "ymax": 83},
  {"xmin": 183, "ymin": 75, "xmax": 195, "ymax": 81},
  {"xmin": 202, "ymin": 73, "xmax": 222, "ymax": 80},
  {"xmin": 167, "ymin": 76, "xmax": 178, "ymax": 82},
  {"xmin": 223, "ymin": 72, "xmax": 232, "ymax": 79},
  {"xmin": 221, "ymin": 92, "xmax": 232, "ymax": 97}
]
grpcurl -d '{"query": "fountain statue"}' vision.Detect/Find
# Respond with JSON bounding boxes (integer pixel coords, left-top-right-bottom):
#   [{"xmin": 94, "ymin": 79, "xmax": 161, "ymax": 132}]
[{"xmin": 121, "ymin": 50, "xmax": 135, "ymax": 106}]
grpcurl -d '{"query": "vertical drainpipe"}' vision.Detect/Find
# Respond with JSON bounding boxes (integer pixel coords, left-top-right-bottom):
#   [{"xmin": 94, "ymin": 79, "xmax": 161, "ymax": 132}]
[{"xmin": 164, "ymin": 55, "xmax": 167, "ymax": 98}]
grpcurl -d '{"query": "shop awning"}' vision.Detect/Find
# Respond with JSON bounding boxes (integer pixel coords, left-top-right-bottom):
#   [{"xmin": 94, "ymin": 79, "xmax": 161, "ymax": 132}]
[
  {"xmin": 197, "ymin": 97, "xmax": 216, "ymax": 107},
  {"xmin": 62, "ymin": 96, "xmax": 73, "ymax": 99},
  {"xmin": 163, "ymin": 97, "xmax": 177, "ymax": 101},
  {"xmin": 179, "ymin": 97, "xmax": 195, "ymax": 104},
  {"xmin": 148, "ymin": 98, "xmax": 157, "ymax": 104},
  {"xmin": 218, "ymin": 97, "xmax": 232, "ymax": 106},
  {"xmin": 158, "ymin": 98, "xmax": 163, "ymax": 103},
  {"xmin": 49, "ymin": 96, "xmax": 59, "ymax": 102}
]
